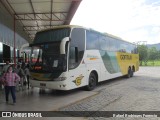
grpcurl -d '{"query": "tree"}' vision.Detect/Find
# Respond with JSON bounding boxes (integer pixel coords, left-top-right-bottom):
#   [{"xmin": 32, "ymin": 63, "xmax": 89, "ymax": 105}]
[
  {"xmin": 137, "ymin": 45, "xmax": 148, "ymax": 65},
  {"xmin": 157, "ymin": 50, "xmax": 160, "ymax": 60},
  {"xmin": 148, "ymin": 47, "xmax": 158, "ymax": 65}
]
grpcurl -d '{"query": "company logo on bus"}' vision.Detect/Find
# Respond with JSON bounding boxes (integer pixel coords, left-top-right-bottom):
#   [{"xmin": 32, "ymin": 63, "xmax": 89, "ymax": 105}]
[
  {"xmin": 73, "ymin": 75, "xmax": 84, "ymax": 86},
  {"xmin": 120, "ymin": 55, "xmax": 132, "ymax": 60}
]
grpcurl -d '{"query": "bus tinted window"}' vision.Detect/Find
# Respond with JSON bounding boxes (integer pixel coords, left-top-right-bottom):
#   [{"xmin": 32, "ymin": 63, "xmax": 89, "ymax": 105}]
[
  {"xmin": 109, "ymin": 37, "xmax": 118, "ymax": 51},
  {"xmin": 118, "ymin": 41, "xmax": 128, "ymax": 53},
  {"xmin": 116, "ymin": 40, "xmax": 137, "ymax": 53},
  {"xmin": 99, "ymin": 35, "xmax": 110, "ymax": 51},
  {"xmin": 34, "ymin": 28, "xmax": 70, "ymax": 44},
  {"xmin": 86, "ymin": 31, "xmax": 100, "ymax": 50},
  {"xmin": 69, "ymin": 28, "xmax": 85, "ymax": 69}
]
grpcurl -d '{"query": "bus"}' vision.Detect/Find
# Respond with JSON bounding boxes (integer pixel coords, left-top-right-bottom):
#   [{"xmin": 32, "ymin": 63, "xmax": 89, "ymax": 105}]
[{"xmin": 29, "ymin": 25, "xmax": 139, "ymax": 91}]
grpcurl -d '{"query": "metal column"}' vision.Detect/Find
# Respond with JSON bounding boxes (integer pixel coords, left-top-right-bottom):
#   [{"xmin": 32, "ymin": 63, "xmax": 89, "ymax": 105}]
[{"xmin": 14, "ymin": 15, "xmax": 16, "ymax": 65}]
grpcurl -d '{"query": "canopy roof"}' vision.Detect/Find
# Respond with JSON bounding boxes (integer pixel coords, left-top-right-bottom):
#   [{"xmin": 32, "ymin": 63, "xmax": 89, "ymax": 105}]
[{"xmin": 1, "ymin": 0, "xmax": 82, "ymax": 42}]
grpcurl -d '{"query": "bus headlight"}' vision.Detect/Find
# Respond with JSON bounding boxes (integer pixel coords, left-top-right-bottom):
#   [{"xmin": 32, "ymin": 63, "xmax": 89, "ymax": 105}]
[{"xmin": 54, "ymin": 77, "xmax": 67, "ymax": 81}]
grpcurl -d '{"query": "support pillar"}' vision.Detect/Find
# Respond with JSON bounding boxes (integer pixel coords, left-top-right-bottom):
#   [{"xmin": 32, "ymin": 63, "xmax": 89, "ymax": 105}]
[{"xmin": 14, "ymin": 15, "xmax": 16, "ymax": 65}]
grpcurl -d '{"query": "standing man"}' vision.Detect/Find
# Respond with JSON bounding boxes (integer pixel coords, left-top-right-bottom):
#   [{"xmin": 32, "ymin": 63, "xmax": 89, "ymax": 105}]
[
  {"xmin": 1, "ymin": 66, "xmax": 20, "ymax": 105},
  {"xmin": 1, "ymin": 61, "xmax": 10, "ymax": 90},
  {"xmin": 24, "ymin": 64, "xmax": 30, "ymax": 89}
]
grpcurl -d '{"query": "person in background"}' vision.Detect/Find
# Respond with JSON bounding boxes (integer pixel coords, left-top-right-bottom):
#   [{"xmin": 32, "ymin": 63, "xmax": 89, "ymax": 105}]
[
  {"xmin": 13, "ymin": 64, "xmax": 20, "ymax": 91},
  {"xmin": 13, "ymin": 64, "xmax": 18, "ymax": 74},
  {"xmin": 2, "ymin": 61, "xmax": 10, "ymax": 73},
  {"xmin": 17, "ymin": 64, "xmax": 25, "ymax": 90},
  {"xmin": 24, "ymin": 64, "xmax": 30, "ymax": 89},
  {"xmin": 21, "ymin": 62, "xmax": 26, "ymax": 70},
  {"xmin": 0, "ymin": 66, "xmax": 20, "ymax": 105}
]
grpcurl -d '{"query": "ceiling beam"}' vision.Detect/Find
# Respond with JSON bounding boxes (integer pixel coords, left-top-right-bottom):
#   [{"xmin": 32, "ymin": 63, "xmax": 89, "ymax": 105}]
[
  {"xmin": 29, "ymin": 0, "xmax": 36, "ymax": 16},
  {"xmin": 0, "ymin": 0, "xmax": 13, "ymax": 17},
  {"xmin": 1, "ymin": 0, "xmax": 82, "ymax": 41},
  {"xmin": 24, "ymin": 25, "xmax": 54, "ymax": 27},
  {"xmin": 50, "ymin": 0, "xmax": 53, "ymax": 27},
  {"xmin": 64, "ymin": 0, "xmax": 82, "ymax": 25},
  {"xmin": 29, "ymin": 0, "xmax": 39, "ymax": 29},
  {"xmin": 5, "ymin": 0, "xmax": 32, "ymax": 41},
  {"xmin": 15, "ymin": 12, "xmax": 67, "ymax": 15},
  {"xmin": 15, "ymin": 18, "xmax": 67, "ymax": 21},
  {"xmin": 53, "ymin": 14, "xmax": 61, "ymax": 20},
  {"xmin": 15, "ymin": 13, "xmax": 67, "ymax": 21}
]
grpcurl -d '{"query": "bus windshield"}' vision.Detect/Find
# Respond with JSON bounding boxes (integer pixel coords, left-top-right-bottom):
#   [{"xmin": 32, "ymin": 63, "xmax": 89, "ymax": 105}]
[
  {"xmin": 30, "ymin": 42, "xmax": 67, "ymax": 72},
  {"xmin": 30, "ymin": 28, "xmax": 70, "ymax": 73}
]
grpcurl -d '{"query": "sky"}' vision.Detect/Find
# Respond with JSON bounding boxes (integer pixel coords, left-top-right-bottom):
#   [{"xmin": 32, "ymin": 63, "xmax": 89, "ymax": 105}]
[{"xmin": 71, "ymin": 0, "xmax": 160, "ymax": 44}]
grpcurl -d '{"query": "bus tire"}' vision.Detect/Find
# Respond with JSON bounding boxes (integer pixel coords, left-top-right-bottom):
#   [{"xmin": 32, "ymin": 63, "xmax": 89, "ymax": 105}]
[
  {"xmin": 86, "ymin": 73, "xmax": 97, "ymax": 91},
  {"xmin": 130, "ymin": 69, "xmax": 134, "ymax": 77},
  {"xmin": 131, "ymin": 66, "xmax": 135, "ymax": 77},
  {"xmin": 126, "ymin": 68, "xmax": 132, "ymax": 78}
]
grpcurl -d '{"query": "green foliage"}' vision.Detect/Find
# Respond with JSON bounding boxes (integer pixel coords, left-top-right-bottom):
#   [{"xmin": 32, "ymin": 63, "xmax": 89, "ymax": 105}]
[
  {"xmin": 148, "ymin": 47, "xmax": 159, "ymax": 65},
  {"xmin": 137, "ymin": 45, "xmax": 148, "ymax": 65},
  {"xmin": 148, "ymin": 47, "xmax": 158, "ymax": 60},
  {"xmin": 138, "ymin": 45, "xmax": 160, "ymax": 66},
  {"xmin": 142, "ymin": 60, "xmax": 160, "ymax": 66}
]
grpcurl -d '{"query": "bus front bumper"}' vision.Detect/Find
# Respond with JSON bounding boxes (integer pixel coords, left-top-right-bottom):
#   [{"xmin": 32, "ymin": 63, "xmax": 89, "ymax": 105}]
[{"xmin": 30, "ymin": 79, "xmax": 70, "ymax": 90}]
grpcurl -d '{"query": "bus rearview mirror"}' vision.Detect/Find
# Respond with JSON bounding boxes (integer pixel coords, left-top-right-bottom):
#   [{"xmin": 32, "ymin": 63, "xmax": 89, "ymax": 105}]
[{"xmin": 60, "ymin": 37, "xmax": 70, "ymax": 54}]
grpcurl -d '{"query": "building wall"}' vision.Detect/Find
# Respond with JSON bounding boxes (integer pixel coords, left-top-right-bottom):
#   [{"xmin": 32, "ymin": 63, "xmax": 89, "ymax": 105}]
[{"xmin": 0, "ymin": 2, "xmax": 30, "ymax": 49}]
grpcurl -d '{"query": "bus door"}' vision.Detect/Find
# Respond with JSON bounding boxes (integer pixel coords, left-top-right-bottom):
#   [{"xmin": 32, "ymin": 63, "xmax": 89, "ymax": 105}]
[
  {"xmin": 68, "ymin": 28, "xmax": 86, "ymax": 88},
  {"xmin": 68, "ymin": 46, "xmax": 86, "ymax": 88}
]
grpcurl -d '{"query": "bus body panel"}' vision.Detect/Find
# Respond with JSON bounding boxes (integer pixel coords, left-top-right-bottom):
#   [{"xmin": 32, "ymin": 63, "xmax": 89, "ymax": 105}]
[
  {"xmin": 116, "ymin": 52, "xmax": 139, "ymax": 75},
  {"xmin": 67, "ymin": 62, "xmax": 87, "ymax": 89},
  {"xmin": 29, "ymin": 25, "xmax": 139, "ymax": 90}
]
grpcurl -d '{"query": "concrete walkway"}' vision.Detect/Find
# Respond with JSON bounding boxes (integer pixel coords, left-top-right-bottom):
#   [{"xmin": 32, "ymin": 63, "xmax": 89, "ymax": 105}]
[{"xmin": 0, "ymin": 87, "xmax": 97, "ymax": 120}]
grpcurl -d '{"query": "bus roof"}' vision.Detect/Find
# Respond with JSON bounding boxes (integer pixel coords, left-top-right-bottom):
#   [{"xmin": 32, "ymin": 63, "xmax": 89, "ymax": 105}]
[
  {"xmin": 37, "ymin": 25, "xmax": 83, "ymax": 33},
  {"xmin": 36, "ymin": 25, "xmax": 136, "ymax": 45},
  {"xmin": 104, "ymin": 33, "xmax": 136, "ymax": 45},
  {"xmin": 87, "ymin": 28, "xmax": 135, "ymax": 45}
]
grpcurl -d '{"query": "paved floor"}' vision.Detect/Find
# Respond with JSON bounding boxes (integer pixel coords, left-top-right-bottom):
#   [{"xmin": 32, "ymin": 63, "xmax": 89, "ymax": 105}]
[
  {"xmin": 0, "ymin": 88, "xmax": 97, "ymax": 111},
  {"xmin": 60, "ymin": 67, "xmax": 160, "ymax": 120},
  {"xmin": 1, "ymin": 67, "xmax": 160, "ymax": 120}
]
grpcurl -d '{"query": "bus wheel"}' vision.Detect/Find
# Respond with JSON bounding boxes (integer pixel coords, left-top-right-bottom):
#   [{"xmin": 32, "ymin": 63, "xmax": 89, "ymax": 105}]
[
  {"xmin": 130, "ymin": 69, "xmax": 134, "ymax": 77},
  {"xmin": 86, "ymin": 73, "xmax": 97, "ymax": 91},
  {"xmin": 127, "ymin": 68, "xmax": 132, "ymax": 78},
  {"xmin": 131, "ymin": 67, "xmax": 135, "ymax": 77}
]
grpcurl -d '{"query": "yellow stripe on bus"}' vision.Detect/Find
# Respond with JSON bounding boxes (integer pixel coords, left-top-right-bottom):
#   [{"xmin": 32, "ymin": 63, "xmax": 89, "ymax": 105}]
[{"xmin": 89, "ymin": 58, "xmax": 98, "ymax": 60}]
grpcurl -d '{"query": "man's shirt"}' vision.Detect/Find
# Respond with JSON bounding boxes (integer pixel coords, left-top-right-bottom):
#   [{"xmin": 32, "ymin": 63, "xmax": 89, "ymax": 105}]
[{"xmin": 1, "ymin": 72, "xmax": 20, "ymax": 86}]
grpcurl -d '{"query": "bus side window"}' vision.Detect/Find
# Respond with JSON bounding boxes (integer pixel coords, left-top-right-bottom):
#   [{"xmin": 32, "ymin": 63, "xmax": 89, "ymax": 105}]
[
  {"xmin": 86, "ymin": 31, "xmax": 100, "ymax": 50},
  {"xmin": 69, "ymin": 46, "xmax": 78, "ymax": 68},
  {"xmin": 70, "ymin": 47, "xmax": 78, "ymax": 62},
  {"xmin": 69, "ymin": 28, "xmax": 85, "ymax": 70}
]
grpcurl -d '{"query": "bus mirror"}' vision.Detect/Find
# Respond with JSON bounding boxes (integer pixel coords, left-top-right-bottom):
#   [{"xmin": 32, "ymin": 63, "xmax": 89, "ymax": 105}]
[{"xmin": 60, "ymin": 37, "xmax": 70, "ymax": 54}]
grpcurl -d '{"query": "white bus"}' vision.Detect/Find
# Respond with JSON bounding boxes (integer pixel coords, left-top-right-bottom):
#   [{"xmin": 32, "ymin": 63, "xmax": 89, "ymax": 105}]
[{"xmin": 30, "ymin": 25, "xmax": 139, "ymax": 90}]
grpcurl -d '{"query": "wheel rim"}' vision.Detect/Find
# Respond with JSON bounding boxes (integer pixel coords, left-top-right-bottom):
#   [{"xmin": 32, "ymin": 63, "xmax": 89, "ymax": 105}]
[{"xmin": 89, "ymin": 76, "xmax": 96, "ymax": 88}]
